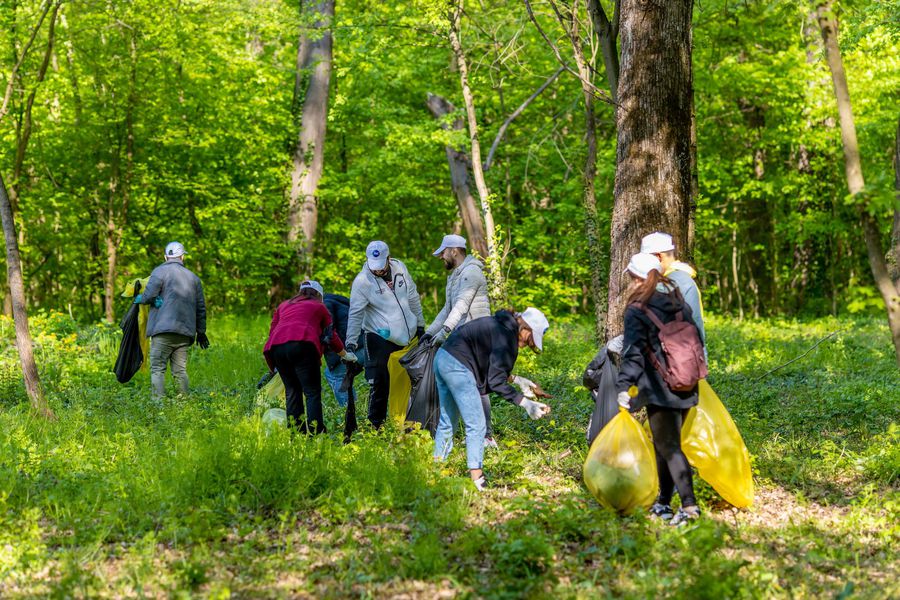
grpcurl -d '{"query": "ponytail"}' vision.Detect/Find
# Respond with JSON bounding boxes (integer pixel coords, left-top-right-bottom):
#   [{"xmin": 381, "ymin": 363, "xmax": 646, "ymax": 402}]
[{"xmin": 627, "ymin": 270, "xmax": 675, "ymax": 305}]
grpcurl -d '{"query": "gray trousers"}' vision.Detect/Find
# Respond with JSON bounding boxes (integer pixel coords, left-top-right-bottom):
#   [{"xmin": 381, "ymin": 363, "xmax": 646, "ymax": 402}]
[{"xmin": 149, "ymin": 333, "xmax": 193, "ymax": 397}]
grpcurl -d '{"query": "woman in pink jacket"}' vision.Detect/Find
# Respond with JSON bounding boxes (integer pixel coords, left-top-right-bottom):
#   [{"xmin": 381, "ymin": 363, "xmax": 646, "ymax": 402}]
[{"xmin": 264, "ymin": 281, "xmax": 358, "ymax": 434}]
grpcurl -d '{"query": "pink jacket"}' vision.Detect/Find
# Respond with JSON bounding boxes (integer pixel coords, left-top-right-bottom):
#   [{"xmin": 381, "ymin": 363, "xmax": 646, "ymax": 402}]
[{"xmin": 263, "ymin": 298, "xmax": 344, "ymax": 369}]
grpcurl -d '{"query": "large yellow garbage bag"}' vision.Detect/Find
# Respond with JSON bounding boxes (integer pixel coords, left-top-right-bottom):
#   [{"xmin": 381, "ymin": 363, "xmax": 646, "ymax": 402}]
[
  {"xmin": 583, "ymin": 408, "xmax": 659, "ymax": 513},
  {"xmin": 387, "ymin": 342, "xmax": 415, "ymax": 424},
  {"xmin": 682, "ymin": 380, "xmax": 754, "ymax": 508},
  {"xmin": 257, "ymin": 372, "xmax": 285, "ymax": 408},
  {"xmin": 120, "ymin": 277, "xmax": 150, "ymax": 371}
]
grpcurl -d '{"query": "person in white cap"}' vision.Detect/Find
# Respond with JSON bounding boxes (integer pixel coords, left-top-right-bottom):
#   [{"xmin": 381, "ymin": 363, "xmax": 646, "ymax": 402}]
[
  {"xmin": 616, "ymin": 252, "xmax": 704, "ymax": 525},
  {"xmin": 263, "ymin": 280, "xmax": 358, "ymax": 434},
  {"xmin": 433, "ymin": 307, "xmax": 552, "ymax": 491},
  {"xmin": 135, "ymin": 241, "xmax": 208, "ymax": 398},
  {"xmin": 640, "ymin": 232, "xmax": 705, "ymax": 347},
  {"xmin": 345, "ymin": 241, "xmax": 425, "ymax": 428}
]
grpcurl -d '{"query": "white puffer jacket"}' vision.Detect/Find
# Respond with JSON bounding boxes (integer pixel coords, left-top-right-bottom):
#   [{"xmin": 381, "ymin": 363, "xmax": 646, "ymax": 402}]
[
  {"xmin": 346, "ymin": 258, "xmax": 425, "ymax": 347},
  {"xmin": 426, "ymin": 255, "xmax": 491, "ymax": 336}
]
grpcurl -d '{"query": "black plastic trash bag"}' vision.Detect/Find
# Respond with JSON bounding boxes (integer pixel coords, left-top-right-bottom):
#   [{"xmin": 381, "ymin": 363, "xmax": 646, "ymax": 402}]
[
  {"xmin": 401, "ymin": 340, "xmax": 439, "ymax": 436},
  {"xmin": 582, "ymin": 343, "xmax": 620, "ymax": 446},
  {"xmin": 114, "ymin": 302, "xmax": 144, "ymax": 383},
  {"xmin": 341, "ymin": 361, "xmax": 364, "ymax": 443}
]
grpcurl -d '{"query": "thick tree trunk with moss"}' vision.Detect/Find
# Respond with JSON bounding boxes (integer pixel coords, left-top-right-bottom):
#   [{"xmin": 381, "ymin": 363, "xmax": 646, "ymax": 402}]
[
  {"xmin": 425, "ymin": 93, "xmax": 489, "ymax": 259},
  {"xmin": 287, "ymin": 0, "xmax": 334, "ymax": 278},
  {"xmin": 605, "ymin": 0, "xmax": 694, "ymax": 338},
  {"xmin": 817, "ymin": 2, "xmax": 900, "ymax": 367}
]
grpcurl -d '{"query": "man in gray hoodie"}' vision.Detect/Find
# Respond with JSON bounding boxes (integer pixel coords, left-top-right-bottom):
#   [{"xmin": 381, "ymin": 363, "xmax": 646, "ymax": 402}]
[
  {"xmin": 345, "ymin": 240, "xmax": 425, "ymax": 428},
  {"xmin": 136, "ymin": 241, "xmax": 208, "ymax": 397}
]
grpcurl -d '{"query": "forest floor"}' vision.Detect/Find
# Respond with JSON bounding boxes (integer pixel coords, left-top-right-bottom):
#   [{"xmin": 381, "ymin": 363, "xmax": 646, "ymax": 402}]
[{"xmin": 0, "ymin": 312, "xmax": 897, "ymax": 598}]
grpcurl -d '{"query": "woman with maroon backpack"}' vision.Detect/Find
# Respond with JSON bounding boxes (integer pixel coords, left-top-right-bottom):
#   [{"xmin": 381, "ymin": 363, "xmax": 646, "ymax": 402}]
[{"xmin": 616, "ymin": 252, "xmax": 707, "ymax": 526}]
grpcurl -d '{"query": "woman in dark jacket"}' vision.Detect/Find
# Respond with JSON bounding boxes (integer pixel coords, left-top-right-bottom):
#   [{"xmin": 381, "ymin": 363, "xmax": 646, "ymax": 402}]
[
  {"xmin": 433, "ymin": 308, "xmax": 552, "ymax": 490},
  {"xmin": 264, "ymin": 281, "xmax": 358, "ymax": 434},
  {"xmin": 616, "ymin": 253, "xmax": 703, "ymax": 525}
]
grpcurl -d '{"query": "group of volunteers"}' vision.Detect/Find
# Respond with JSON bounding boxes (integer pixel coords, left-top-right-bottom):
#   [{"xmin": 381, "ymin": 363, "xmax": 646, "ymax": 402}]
[{"xmin": 133, "ymin": 229, "xmax": 707, "ymax": 517}]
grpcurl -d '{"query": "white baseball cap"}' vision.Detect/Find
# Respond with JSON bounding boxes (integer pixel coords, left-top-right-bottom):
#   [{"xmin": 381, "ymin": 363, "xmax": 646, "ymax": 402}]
[
  {"xmin": 521, "ymin": 307, "xmax": 549, "ymax": 352},
  {"xmin": 624, "ymin": 252, "xmax": 663, "ymax": 279},
  {"xmin": 366, "ymin": 240, "xmax": 389, "ymax": 271},
  {"xmin": 433, "ymin": 234, "xmax": 467, "ymax": 256},
  {"xmin": 299, "ymin": 280, "xmax": 324, "ymax": 297},
  {"xmin": 640, "ymin": 232, "xmax": 675, "ymax": 254},
  {"xmin": 165, "ymin": 241, "xmax": 186, "ymax": 259}
]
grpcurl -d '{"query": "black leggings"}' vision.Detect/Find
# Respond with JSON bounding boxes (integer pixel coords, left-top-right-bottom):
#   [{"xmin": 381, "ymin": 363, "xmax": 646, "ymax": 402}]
[
  {"xmin": 270, "ymin": 341, "xmax": 325, "ymax": 434},
  {"xmin": 646, "ymin": 405, "xmax": 696, "ymax": 507}
]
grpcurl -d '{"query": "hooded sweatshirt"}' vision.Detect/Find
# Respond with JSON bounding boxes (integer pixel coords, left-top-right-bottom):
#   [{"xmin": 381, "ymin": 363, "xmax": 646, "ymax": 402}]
[
  {"xmin": 345, "ymin": 258, "xmax": 425, "ymax": 347},
  {"xmin": 426, "ymin": 254, "xmax": 491, "ymax": 336}
]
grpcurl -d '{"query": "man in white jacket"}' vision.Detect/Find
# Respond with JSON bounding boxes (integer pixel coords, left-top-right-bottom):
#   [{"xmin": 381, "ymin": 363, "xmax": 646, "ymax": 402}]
[{"xmin": 346, "ymin": 240, "xmax": 425, "ymax": 428}]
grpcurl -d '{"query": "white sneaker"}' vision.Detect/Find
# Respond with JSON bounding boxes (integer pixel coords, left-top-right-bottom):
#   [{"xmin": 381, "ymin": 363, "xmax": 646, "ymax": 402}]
[
  {"xmin": 473, "ymin": 476, "xmax": 486, "ymax": 492},
  {"xmin": 484, "ymin": 437, "xmax": 498, "ymax": 450}
]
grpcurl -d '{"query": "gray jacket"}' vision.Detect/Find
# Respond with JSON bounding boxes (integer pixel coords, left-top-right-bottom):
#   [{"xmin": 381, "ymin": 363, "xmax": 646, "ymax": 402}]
[
  {"xmin": 141, "ymin": 261, "xmax": 207, "ymax": 338},
  {"xmin": 426, "ymin": 255, "xmax": 491, "ymax": 336},
  {"xmin": 666, "ymin": 262, "xmax": 705, "ymax": 345},
  {"xmin": 346, "ymin": 258, "xmax": 425, "ymax": 347}
]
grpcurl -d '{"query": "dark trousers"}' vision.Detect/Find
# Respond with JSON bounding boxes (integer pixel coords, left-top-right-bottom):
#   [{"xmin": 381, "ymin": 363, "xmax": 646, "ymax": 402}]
[
  {"xmin": 364, "ymin": 333, "xmax": 403, "ymax": 428},
  {"xmin": 646, "ymin": 405, "xmax": 696, "ymax": 507},
  {"xmin": 270, "ymin": 341, "xmax": 325, "ymax": 435}
]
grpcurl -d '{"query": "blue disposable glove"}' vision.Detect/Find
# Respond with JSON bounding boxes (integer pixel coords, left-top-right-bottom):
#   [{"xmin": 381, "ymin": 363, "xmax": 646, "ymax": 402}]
[
  {"xmin": 153, "ymin": 296, "xmax": 163, "ymax": 309},
  {"xmin": 133, "ymin": 294, "xmax": 144, "ymax": 304}
]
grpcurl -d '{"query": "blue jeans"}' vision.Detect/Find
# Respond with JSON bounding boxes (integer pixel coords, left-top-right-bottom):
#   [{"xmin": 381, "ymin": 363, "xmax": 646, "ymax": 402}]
[
  {"xmin": 433, "ymin": 348, "xmax": 486, "ymax": 470},
  {"xmin": 324, "ymin": 362, "xmax": 351, "ymax": 407}
]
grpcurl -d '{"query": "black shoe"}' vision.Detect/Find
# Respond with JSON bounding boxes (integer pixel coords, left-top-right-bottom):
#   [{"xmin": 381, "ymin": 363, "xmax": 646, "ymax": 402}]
[
  {"xmin": 649, "ymin": 502, "xmax": 674, "ymax": 520},
  {"xmin": 670, "ymin": 506, "xmax": 701, "ymax": 526}
]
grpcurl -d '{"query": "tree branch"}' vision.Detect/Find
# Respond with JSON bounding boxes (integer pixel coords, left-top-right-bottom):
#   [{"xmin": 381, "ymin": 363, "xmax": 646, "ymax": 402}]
[
  {"xmin": 0, "ymin": 0, "xmax": 55, "ymax": 124},
  {"xmin": 483, "ymin": 66, "xmax": 564, "ymax": 171}
]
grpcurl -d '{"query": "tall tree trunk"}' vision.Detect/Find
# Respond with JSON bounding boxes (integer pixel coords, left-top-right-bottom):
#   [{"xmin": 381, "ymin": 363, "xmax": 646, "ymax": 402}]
[
  {"xmin": 287, "ymin": 0, "xmax": 334, "ymax": 277},
  {"xmin": 448, "ymin": 1, "xmax": 505, "ymax": 303},
  {"xmin": 0, "ymin": 173, "xmax": 53, "ymax": 419},
  {"xmin": 425, "ymin": 93, "xmax": 489, "ymax": 258},
  {"xmin": 586, "ymin": 0, "xmax": 620, "ymax": 101},
  {"xmin": 817, "ymin": 2, "xmax": 900, "ymax": 366},
  {"xmin": 605, "ymin": 0, "xmax": 694, "ymax": 338},
  {"xmin": 891, "ymin": 117, "xmax": 900, "ymax": 283}
]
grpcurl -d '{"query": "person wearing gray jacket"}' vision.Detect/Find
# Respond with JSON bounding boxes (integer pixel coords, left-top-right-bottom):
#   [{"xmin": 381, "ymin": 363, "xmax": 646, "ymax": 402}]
[
  {"xmin": 135, "ymin": 242, "xmax": 208, "ymax": 397},
  {"xmin": 345, "ymin": 240, "xmax": 425, "ymax": 428}
]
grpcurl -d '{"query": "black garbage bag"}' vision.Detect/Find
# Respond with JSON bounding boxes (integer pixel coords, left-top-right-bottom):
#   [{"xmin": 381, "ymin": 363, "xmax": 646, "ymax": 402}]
[
  {"xmin": 341, "ymin": 360, "xmax": 364, "ymax": 443},
  {"xmin": 114, "ymin": 302, "xmax": 144, "ymax": 383},
  {"xmin": 583, "ymin": 344, "xmax": 620, "ymax": 446},
  {"xmin": 400, "ymin": 340, "xmax": 439, "ymax": 436}
]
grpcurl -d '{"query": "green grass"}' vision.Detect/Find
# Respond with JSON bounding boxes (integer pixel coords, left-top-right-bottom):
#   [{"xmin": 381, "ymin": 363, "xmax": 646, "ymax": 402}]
[{"xmin": 0, "ymin": 311, "xmax": 897, "ymax": 598}]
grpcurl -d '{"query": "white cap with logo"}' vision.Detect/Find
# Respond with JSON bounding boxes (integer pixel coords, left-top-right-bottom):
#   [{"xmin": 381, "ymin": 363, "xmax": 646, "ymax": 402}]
[
  {"xmin": 165, "ymin": 241, "xmax": 187, "ymax": 259},
  {"xmin": 640, "ymin": 232, "xmax": 675, "ymax": 254},
  {"xmin": 366, "ymin": 240, "xmax": 389, "ymax": 271},
  {"xmin": 299, "ymin": 280, "xmax": 324, "ymax": 297},
  {"xmin": 624, "ymin": 252, "xmax": 663, "ymax": 279},
  {"xmin": 521, "ymin": 307, "xmax": 549, "ymax": 352},
  {"xmin": 433, "ymin": 234, "xmax": 467, "ymax": 256}
]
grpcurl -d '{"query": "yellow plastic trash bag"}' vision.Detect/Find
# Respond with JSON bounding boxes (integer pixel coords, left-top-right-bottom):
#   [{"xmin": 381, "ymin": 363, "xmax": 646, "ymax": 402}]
[
  {"xmin": 387, "ymin": 342, "xmax": 415, "ymax": 424},
  {"xmin": 682, "ymin": 380, "xmax": 754, "ymax": 508},
  {"xmin": 257, "ymin": 372, "xmax": 285, "ymax": 408},
  {"xmin": 120, "ymin": 277, "xmax": 150, "ymax": 371},
  {"xmin": 583, "ymin": 408, "xmax": 659, "ymax": 513}
]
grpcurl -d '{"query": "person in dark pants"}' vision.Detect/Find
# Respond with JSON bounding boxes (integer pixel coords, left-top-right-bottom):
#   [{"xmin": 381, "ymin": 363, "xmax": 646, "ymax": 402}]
[
  {"xmin": 345, "ymin": 241, "xmax": 425, "ymax": 428},
  {"xmin": 615, "ymin": 252, "xmax": 703, "ymax": 526},
  {"xmin": 264, "ymin": 281, "xmax": 358, "ymax": 434}
]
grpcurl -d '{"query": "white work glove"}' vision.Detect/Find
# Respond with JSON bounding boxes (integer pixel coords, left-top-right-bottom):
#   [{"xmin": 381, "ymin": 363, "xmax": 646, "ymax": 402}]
[
  {"xmin": 341, "ymin": 350, "xmax": 358, "ymax": 364},
  {"xmin": 617, "ymin": 391, "xmax": 631, "ymax": 410},
  {"xmin": 607, "ymin": 334, "xmax": 624, "ymax": 355},
  {"xmin": 520, "ymin": 398, "xmax": 551, "ymax": 420},
  {"xmin": 513, "ymin": 375, "xmax": 552, "ymax": 399},
  {"xmin": 433, "ymin": 326, "xmax": 451, "ymax": 346}
]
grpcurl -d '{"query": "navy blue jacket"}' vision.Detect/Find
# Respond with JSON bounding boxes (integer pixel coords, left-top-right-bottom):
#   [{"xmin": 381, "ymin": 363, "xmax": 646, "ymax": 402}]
[{"xmin": 323, "ymin": 294, "xmax": 364, "ymax": 370}]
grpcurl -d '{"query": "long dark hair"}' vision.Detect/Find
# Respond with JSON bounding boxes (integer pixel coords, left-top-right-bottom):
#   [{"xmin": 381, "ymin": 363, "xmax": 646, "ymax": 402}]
[
  {"xmin": 627, "ymin": 270, "xmax": 675, "ymax": 305},
  {"xmin": 288, "ymin": 288, "xmax": 322, "ymax": 304}
]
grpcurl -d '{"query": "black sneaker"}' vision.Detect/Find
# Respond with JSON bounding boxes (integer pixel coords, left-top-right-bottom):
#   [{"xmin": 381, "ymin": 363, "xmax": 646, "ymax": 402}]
[
  {"xmin": 649, "ymin": 502, "xmax": 674, "ymax": 520},
  {"xmin": 670, "ymin": 506, "xmax": 701, "ymax": 526}
]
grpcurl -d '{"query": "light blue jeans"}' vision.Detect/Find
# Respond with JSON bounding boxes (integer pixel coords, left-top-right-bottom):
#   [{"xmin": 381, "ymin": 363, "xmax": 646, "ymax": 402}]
[
  {"xmin": 433, "ymin": 348, "xmax": 486, "ymax": 470},
  {"xmin": 324, "ymin": 362, "xmax": 350, "ymax": 407}
]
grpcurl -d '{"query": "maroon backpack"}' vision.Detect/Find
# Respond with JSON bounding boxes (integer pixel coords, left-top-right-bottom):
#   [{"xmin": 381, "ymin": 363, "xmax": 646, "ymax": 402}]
[{"xmin": 632, "ymin": 299, "xmax": 707, "ymax": 392}]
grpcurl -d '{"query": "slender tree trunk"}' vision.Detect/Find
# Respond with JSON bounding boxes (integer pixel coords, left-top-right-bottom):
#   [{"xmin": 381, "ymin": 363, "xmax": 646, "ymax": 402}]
[
  {"xmin": 448, "ymin": 1, "xmax": 505, "ymax": 302},
  {"xmin": 586, "ymin": 0, "xmax": 620, "ymax": 101},
  {"xmin": 605, "ymin": 0, "xmax": 694, "ymax": 337},
  {"xmin": 0, "ymin": 173, "xmax": 53, "ymax": 419},
  {"xmin": 891, "ymin": 117, "xmax": 900, "ymax": 283},
  {"xmin": 817, "ymin": 2, "xmax": 900, "ymax": 366},
  {"xmin": 287, "ymin": 0, "xmax": 334, "ymax": 277},
  {"xmin": 425, "ymin": 93, "xmax": 489, "ymax": 258}
]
